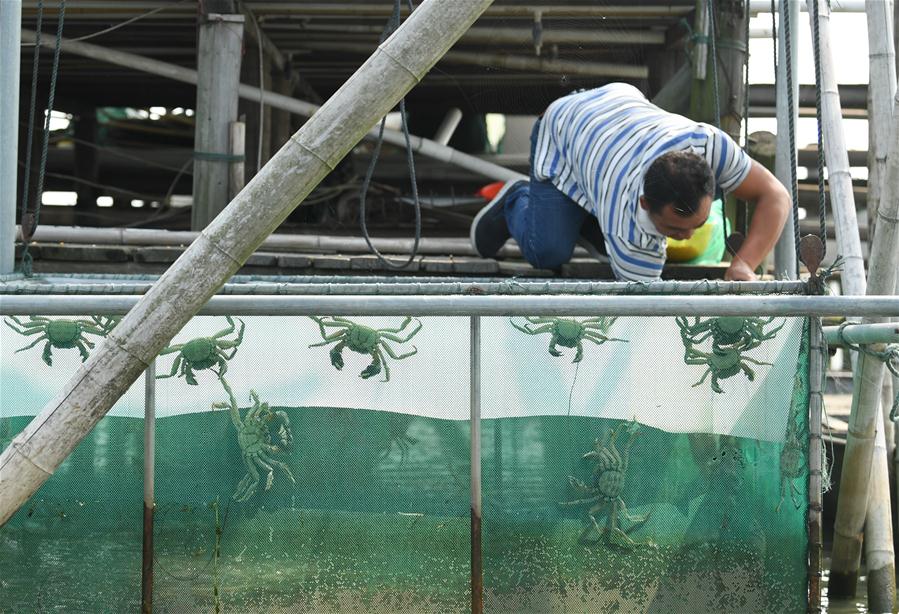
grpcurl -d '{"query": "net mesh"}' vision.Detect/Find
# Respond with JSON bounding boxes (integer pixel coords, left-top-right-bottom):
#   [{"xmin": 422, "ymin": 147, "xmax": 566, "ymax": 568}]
[{"xmin": 0, "ymin": 313, "xmax": 809, "ymax": 612}]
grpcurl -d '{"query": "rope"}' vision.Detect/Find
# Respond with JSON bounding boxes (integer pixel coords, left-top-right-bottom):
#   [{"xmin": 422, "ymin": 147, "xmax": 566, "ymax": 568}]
[
  {"xmin": 18, "ymin": 0, "xmax": 44, "ymax": 253},
  {"xmin": 359, "ymin": 0, "xmax": 422, "ymax": 270},
  {"xmin": 19, "ymin": 0, "xmax": 66, "ymax": 276},
  {"xmin": 780, "ymin": 0, "xmax": 802, "ymax": 275},
  {"xmin": 835, "ymin": 322, "xmax": 899, "ymax": 420},
  {"xmin": 809, "ymin": 0, "xmax": 828, "ymax": 256},
  {"xmin": 706, "ymin": 0, "xmax": 721, "ymax": 128}
]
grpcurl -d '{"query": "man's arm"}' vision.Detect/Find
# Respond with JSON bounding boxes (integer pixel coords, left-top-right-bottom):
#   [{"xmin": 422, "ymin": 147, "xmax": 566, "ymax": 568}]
[{"xmin": 727, "ymin": 160, "xmax": 790, "ymax": 281}]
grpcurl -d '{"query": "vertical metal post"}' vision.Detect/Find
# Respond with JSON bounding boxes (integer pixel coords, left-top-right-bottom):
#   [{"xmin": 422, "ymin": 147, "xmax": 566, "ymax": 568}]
[
  {"xmin": 774, "ymin": 0, "xmax": 800, "ymax": 279},
  {"xmin": 142, "ymin": 361, "xmax": 156, "ymax": 614},
  {"xmin": 807, "ymin": 318, "xmax": 824, "ymax": 613},
  {"xmin": 0, "ymin": 0, "xmax": 21, "ymax": 274},
  {"xmin": 470, "ymin": 316, "xmax": 483, "ymax": 614}
]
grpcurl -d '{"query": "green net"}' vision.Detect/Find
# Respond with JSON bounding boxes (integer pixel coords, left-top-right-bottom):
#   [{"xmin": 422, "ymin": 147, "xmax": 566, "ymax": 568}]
[{"xmin": 0, "ymin": 313, "xmax": 810, "ymax": 612}]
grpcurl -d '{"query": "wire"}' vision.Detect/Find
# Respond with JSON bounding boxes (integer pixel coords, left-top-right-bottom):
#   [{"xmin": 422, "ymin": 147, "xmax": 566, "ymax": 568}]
[
  {"xmin": 20, "ymin": 0, "xmax": 66, "ymax": 276},
  {"xmin": 21, "ymin": 0, "xmax": 191, "ymax": 47},
  {"xmin": 359, "ymin": 0, "xmax": 422, "ymax": 270}
]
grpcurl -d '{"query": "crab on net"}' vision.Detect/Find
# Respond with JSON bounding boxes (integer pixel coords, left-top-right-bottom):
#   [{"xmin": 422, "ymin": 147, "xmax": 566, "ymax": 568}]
[
  {"xmin": 676, "ymin": 316, "xmax": 785, "ymax": 394},
  {"xmin": 509, "ymin": 316, "xmax": 627, "ymax": 363},
  {"xmin": 156, "ymin": 316, "xmax": 245, "ymax": 386},
  {"xmin": 4, "ymin": 315, "xmax": 120, "ymax": 366}
]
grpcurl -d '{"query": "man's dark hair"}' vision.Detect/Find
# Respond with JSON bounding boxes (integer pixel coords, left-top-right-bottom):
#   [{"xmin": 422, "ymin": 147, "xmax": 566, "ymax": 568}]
[{"xmin": 642, "ymin": 151, "xmax": 715, "ymax": 217}]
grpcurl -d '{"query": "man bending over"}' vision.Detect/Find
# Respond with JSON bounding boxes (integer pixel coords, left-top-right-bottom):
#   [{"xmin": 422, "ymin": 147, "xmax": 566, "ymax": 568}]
[{"xmin": 470, "ymin": 83, "xmax": 789, "ymax": 281}]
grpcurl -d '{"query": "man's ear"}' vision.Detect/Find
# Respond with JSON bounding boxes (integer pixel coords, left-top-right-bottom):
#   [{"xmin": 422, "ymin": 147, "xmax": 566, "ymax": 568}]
[{"xmin": 639, "ymin": 196, "xmax": 649, "ymax": 211}]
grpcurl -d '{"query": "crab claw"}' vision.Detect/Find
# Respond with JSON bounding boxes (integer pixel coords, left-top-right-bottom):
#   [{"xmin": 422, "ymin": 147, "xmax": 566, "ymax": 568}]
[
  {"xmin": 360, "ymin": 361, "xmax": 382, "ymax": 379},
  {"xmin": 329, "ymin": 346, "xmax": 344, "ymax": 370}
]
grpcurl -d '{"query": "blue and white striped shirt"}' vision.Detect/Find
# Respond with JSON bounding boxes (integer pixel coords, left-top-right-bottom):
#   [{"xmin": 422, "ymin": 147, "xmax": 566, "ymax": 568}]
[{"xmin": 533, "ymin": 83, "xmax": 752, "ymax": 281}]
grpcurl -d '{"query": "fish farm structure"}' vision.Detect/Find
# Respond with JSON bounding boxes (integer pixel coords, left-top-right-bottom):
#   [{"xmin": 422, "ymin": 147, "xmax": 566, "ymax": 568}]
[{"xmin": 0, "ymin": 1, "xmax": 898, "ymax": 613}]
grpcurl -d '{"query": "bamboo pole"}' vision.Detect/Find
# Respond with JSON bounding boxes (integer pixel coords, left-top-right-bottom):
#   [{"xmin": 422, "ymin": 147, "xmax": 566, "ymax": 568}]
[
  {"xmin": 862, "ymin": 7, "xmax": 897, "ymax": 609},
  {"xmin": 192, "ymin": 13, "xmax": 244, "ymax": 230},
  {"xmin": 866, "ymin": 0, "xmax": 896, "ymax": 245},
  {"xmin": 0, "ymin": 0, "xmax": 497, "ymax": 528},
  {"xmin": 829, "ymin": 0, "xmax": 899, "ymax": 595}
]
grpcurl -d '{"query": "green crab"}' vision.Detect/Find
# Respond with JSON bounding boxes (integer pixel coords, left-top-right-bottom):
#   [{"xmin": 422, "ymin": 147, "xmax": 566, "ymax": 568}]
[
  {"xmin": 561, "ymin": 419, "xmax": 651, "ymax": 548},
  {"xmin": 683, "ymin": 345, "xmax": 772, "ymax": 394},
  {"xmin": 213, "ymin": 379, "xmax": 295, "ymax": 502},
  {"xmin": 676, "ymin": 316, "xmax": 784, "ymax": 352},
  {"xmin": 510, "ymin": 316, "xmax": 626, "ymax": 363},
  {"xmin": 309, "ymin": 316, "xmax": 422, "ymax": 382},
  {"xmin": 4, "ymin": 315, "xmax": 119, "ymax": 366},
  {"xmin": 677, "ymin": 316, "xmax": 782, "ymax": 394},
  {"xmin": 777, "ymin": 375, "xmax": 807, "ymax": 513},
  {"xmin": 157, "ymin": 316, "xmax": 245, "ymax": 385}
]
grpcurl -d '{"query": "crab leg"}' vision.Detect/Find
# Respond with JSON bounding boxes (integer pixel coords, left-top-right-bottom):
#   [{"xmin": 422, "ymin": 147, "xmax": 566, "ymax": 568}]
[
  {"xmin": 210, "ymin": 316, "xmax": 236, "ymax": 339},
  {"xmin": 309, "ymin": 331, "xmax": 346, "ymax": 347},
  {"xmin": 509, "ymin": 319, "xmax": 553, "ymax": 336},
  {"xmin": 583, "ymin": 331, "xmax": 627, "ymax": 344},
  {"xmin": 235, "ymin": 460, "xmax": 261, "ymax": 502},
  {"xmin": 157, "ymin": 344, "xmax": 184, "ymax": 356},
  {"xmin": 233, "ymin": 473, "xmax": 255, "ymax": 501},
  {"xmin": 157, "ymin": 354, "xmax": 183, "ymax": 380},
  {"xmin": 381, "ymin": 342, "xmax": 417, "ymax": 361},
  {"xmin": 14, "ymin": 333, "xmax": 48, "ymax": 353},
  {"xmin": 75, "ymin": 341, "xmax": 92, "ymax": 362},
  {"xmin": 380, "ymin": 320, "xmax": 423, "ymax": 343},
  {"xmin": 252, "ymin": 455, "xmax": 276, "ymax": 491},
  {"xmin": 42, "ymin": 342, "xmax": 54, "ymax": 366},
  {"xmin": 377, "ymin": 316, "xmax": 416, "ymax": 335}
]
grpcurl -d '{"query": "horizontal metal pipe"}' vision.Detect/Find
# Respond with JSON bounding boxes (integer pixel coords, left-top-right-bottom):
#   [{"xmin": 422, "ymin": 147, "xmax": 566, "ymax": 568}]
[
  {"xmin": 15, "ymin": 224, "xmax": 527, "ymax": 257},
  {"xmin": 19, "ymin": 29, "xmax": 525, "ymax": 183},
  {"xmin": 20, "ymin": 0, "xmax": 866, "ymax": 17},
  {"xmin": 0, "ymin": 279, "xmax": 810, "ymax": 296},
  {"xmin": 23, "ymin": 2, "xmax": 696, "ymax": 18},
  {"xmin": 296, "ymin": 42, "xmax": 649, "ymax": 79},
  {"xmin": 1, "ymin": 295, "xmax": 897, "ymax": 317},
  {"xmin": 748, "ymin": 0, "xmax": 864, "ymax": 13},
  {"xmin": 824, "ymin": 323, "xmax": 899, "ymax": 346},
  {"xmin": 248, "ymin": 4, "xmax": 695, "ymax": 18},
  {"xmin": 285, "ymin": 25, "xmax": 666, "ymax": 46}
]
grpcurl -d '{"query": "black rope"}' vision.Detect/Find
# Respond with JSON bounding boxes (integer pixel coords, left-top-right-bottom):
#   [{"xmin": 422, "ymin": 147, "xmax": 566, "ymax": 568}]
[
  {"xmin": 19, "ymin": 0, "xmax": 66, "ymax": 276},
  {"xmin": 706, "ymin": 0, "xmax": 721, "ymax": 128},
  {"xmin": 18, "ymin": 0, "xmax": 44, "ymax": 258},
  {"xmin": 359, "ymin": 0, "xmax": 422, "ymax": 270},
  {"xmin": 809, "ymin": 0, "xmax": 828, "ymax": 257},
  {"xmin": 780, "ymin": 0, "xmax": 802, "ymax": 276}
]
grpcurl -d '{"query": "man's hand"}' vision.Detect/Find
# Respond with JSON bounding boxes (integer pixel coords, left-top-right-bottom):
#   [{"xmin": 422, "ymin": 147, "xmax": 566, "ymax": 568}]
[
  {"xmin": 730, "ymin": 160, "xmax": 790, "ymax": 275},
  {"xmin": 724, "ymin": 256, "xmax": 758, "ymax": 281}
]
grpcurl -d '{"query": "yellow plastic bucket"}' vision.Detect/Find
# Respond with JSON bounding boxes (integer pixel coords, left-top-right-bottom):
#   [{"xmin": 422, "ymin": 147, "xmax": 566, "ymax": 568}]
[{"xmin": 665, "ymin": 199, "xmax": 727, "ymax": 264}]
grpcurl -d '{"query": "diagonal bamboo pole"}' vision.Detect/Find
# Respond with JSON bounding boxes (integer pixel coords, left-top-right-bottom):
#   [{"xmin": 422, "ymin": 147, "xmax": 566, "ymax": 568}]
[
  {"xmin": 0, "ymin": 0, "xmax": 497, "ymax": 527},
  {"xmin": 828, "ymin": 0, "xmax": 899, "ymax": 598}
]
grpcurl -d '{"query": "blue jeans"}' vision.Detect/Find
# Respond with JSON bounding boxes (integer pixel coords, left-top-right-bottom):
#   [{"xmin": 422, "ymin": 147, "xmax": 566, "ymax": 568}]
[{"xmin": 504, "ymin": 120, "xmax": 599, "ymax": 270}]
